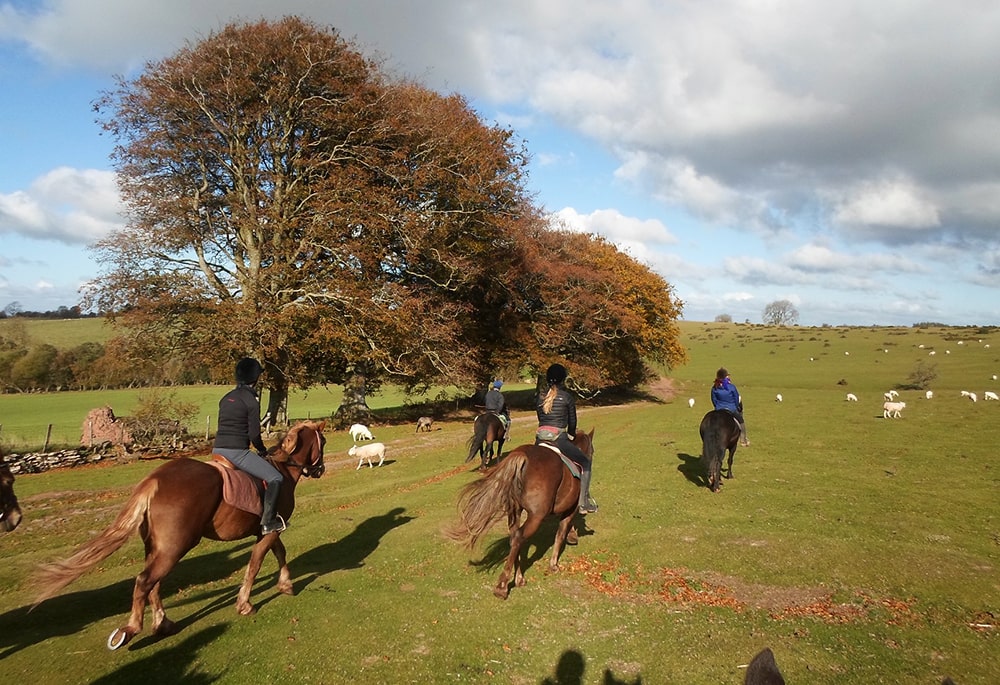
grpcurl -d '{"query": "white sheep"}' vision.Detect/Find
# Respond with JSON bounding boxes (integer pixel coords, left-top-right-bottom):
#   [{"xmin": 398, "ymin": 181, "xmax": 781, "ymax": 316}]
[
  {"xmin": 984, "ymin": 391, "xmax": 999, "ymax": 401},
  {"xmin": 688, "ymin": 398, "xmax": 695, "ymax": 408},
  {"xmin": 883, "ymin": 390, "xmax": 899, "ymax": 401},
  {"xmin": 775, "ymin": 393, "xmax": 783, "ymax": 402},
  {"xmin": 929, "ymin": 350, "xmax": 936, "ymax": 356},
  {"xmin": 992, "ymin": 374, "xmax": 997, "ymax": 381},
  {"xmin": 883, "ymin": 401, "xmax": 906, "ymax": 419},
  {"xmin": 349, "ymin": 423, "xmax": 374, "ymax": 442},
  {"xmin": 350, "ymin": 442, "xmax": 386, "ymax": 469},
  {"xmin": 846, "ymin": 393, "xmax": 858, "ymax": 402},
  {"xmin": 968, "ymin": 393, "xmax": 978, "ymax": 403},
  {"xmin": 925, "ymin": 390, "xmax": 934, "ymax": 400},
  {"xmin": 960, "ymin": 390, "xmax": 971, "ymax": 397}
]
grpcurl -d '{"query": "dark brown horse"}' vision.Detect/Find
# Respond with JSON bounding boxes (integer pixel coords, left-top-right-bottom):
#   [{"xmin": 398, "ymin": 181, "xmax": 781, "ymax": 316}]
[
  {"xmin": 465, "ymin": 412, "xmax": 507, "ymax": 470},
  {"xmin": 700, "ymin": 409, "xmax": 740, "ymax": 492},
  {"xmin": 449, "ymin": 428, "xmax": 594, "ymax": 599},
  {"xmin": 32, "ymin": 420, "xmax": 326, "ymax": 650},
  {"xmin": 1, "ymin": 462, "xmax": 24, "ymax": 533}
]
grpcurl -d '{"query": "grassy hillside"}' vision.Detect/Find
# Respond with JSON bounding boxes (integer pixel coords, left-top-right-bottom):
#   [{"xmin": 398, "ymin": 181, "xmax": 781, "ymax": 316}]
[
  {"xmin": 0, "ymin": 321, "xmax": 996, "ymax": 683},
  {"xmin": 0, "ymin": 317, "xmax": 114, "ymax": 349}
]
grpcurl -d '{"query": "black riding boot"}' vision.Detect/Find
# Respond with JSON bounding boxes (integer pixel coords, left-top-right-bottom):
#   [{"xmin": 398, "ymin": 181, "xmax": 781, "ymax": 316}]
[
  {"xmin": 578, "ymin": 466, "xmax": 598, "ymax": 514},
  {"xmin": 260, "ymin": 483, "xmax": 286, "ymax": 535}
]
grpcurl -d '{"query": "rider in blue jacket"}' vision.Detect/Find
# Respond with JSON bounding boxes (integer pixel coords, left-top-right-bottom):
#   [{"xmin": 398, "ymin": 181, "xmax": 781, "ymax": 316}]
[{"xmin": 711, "ymin": 367, "xmax": 749, "ymax": 446}]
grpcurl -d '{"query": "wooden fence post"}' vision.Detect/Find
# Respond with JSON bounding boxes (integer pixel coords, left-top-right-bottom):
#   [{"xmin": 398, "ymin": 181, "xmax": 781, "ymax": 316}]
[{"xmin": 44, "ymin": 423, "xmax": 53, "ymax": 452}]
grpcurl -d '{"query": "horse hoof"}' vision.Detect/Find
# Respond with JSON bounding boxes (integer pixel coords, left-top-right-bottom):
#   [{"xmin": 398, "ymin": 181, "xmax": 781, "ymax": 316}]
[
  {"xmin": 154, "ymin": 617, "xmax": 178, "ymax": 637},
  {"xmin": 493, "ymin": 587, "xmax": 509, "ymax": 600},
  {"xmin": 107, "ymin": 628, "xmax": 130, "ymax": 651},
  {"xmin": 237, "ymin": 603, "xmax": 257, "ymax": 616}
]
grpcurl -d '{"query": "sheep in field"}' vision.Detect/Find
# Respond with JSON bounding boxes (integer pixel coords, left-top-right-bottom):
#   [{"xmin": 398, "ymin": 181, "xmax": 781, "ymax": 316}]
[
  {"xmin": 883, "ymin": 401, "xmax": 906, "ymax": 419},
  {"xmin": 350, "ymin": 442, "xmax": 386, "ymax": 469},
  {"xmin": 846, "ymin": 393, "xmax": 858, "ymax": 402},
  {"xmin": 925, "ymin": 390, "xmax": 934, "ymax": 400},
  {"xmin": 968, "ymin": 392, "xmax": 978, "ymax": 403},
  {"xmin": 688, "ymin": 398, "xmax": 695, "ymax": 408},
  {"xmin": 984, "ymin": 391, "xmax": 999, "ymax": 401},
  {"xmin": 775, "ymin": 393, "xmax": 783, "ymax": 402},
  {"xmin": 349, "ymin": 423, "xmax": 374, "ymax": 442},
  {"xmin": 883, "ymin": 390, "xmax": 899, "ymax": 401},
  {"xmin": 416, "ymin": 416, "xmax": 433, "ymax": 432}
]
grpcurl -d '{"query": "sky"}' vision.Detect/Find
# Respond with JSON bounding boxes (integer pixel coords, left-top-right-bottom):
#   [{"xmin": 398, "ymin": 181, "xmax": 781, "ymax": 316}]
[{"xmin": 1, "ymin": 1, "xmax": 999, "ymax": 327}]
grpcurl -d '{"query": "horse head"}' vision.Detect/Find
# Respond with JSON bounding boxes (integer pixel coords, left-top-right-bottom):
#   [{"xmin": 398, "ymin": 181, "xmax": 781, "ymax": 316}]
[
  {"xmin": 0, "ymin": 463, "xmax": 23, "ymax": 533},
  {"xmin": 274, "ymin": 420, "xmax": 327, "ymax": 478}
]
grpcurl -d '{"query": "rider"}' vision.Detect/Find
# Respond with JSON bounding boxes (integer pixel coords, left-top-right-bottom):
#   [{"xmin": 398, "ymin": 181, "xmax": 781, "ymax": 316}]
[
  {"xmin": 484, "ymin": 380, "xmax": 510, "ymax": 431},
  {"xmin": 535, "ymin": 363, "xmax": 597, "ymax": 514},
  {"xmin": 213, "ymin": 357, "xmax": 287, "ymax": 534},
  {"xmin": 711, "ymin": 367, "xmax": 749, "ymax": 446}
]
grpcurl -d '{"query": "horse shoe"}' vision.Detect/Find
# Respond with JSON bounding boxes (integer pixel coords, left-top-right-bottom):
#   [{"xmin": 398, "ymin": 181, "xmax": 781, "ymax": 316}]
[{"xmin": 107, "ymin": 628, "xmax": 127, "ymax": 651}]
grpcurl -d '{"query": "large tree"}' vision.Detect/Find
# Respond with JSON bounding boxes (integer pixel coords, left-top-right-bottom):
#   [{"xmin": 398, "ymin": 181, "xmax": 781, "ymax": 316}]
[{"xmin": 88, "ymin": 17, "xmax": 530, "ymax": 422}]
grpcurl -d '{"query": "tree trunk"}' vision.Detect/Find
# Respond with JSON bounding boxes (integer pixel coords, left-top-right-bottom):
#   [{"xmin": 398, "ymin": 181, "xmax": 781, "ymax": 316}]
[
  {"xmin": 334, "ymin": 364, "xmax": 372, "ymax": 427},
  {"xmin": 263, "ymin": 378, "xmax": 288, "ymax": 431}
]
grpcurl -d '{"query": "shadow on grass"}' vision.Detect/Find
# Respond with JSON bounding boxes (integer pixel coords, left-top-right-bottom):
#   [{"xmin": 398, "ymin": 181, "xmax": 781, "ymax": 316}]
[
  {"xmin": 92, "ymin": 624, "xmax": 228, "ymax": 684},
  {"xmin": 291, "ymin": 506, "xmax": 415, "ymax": 591},
  {"xmin": 467, "ymin": 514, "xmax": 594, "ymax": 575},
  {"xmin": 541, "ymin": 648, "xmax": 643, "ymax": 685},
  {"xmin": 676, "ymin": 452, "xmax": 708, "ymax": 489},
  {"xmin": 0, "ymin": 540, "xmax": 256, "ymax": 658}
]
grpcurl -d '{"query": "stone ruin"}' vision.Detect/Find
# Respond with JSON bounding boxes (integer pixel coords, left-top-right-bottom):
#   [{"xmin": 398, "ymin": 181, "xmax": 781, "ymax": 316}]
[{"xmin": 81, "ymin": 406, "xmax": 134, "ymax": 448}]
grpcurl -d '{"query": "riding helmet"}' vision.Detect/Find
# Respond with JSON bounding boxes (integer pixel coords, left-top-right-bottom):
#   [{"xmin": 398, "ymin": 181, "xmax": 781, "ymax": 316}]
[
  {"xmin": 546, "ymin": 363, "xmax": 567, "ymax": 385},
  {"xmin": 235, "ymin": 357, "xmax": 264, "ymax": 384}
]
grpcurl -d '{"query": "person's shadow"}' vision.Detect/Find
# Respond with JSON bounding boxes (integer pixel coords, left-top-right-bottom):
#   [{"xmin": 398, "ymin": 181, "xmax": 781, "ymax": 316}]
[{"xmin": 541, "ymin": 649, "xmax": 643, "ymax": 684}]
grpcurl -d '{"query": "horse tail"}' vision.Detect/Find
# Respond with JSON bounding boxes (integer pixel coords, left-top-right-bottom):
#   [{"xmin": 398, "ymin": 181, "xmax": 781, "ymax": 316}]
[
  {"xmin": 32, "ymin": 477, "xmax": 157, "ymax": 608},
  {"xmin": 445, "ymin": 451, "xmax": 527, "ymax": 548},
  {"xmin": 464, "ymin": 415, "xmax": 488, "ymax": 463}
]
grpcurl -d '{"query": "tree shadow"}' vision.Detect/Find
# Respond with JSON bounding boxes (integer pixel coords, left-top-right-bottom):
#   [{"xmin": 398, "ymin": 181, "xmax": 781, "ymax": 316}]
[
  {"xmin": 541, "ymin": 649, "xmax": 643, "ymax": 685},
  {"xmin": 0, "ymin": 541, "xmax": 255, "ymax": 659},
  {"xmin": 676, "ymin": 452, "xmax": 708, "ymax": 489}
]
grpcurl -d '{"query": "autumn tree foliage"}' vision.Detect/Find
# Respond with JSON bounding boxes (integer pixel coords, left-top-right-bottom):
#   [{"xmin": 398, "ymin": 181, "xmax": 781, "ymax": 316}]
[{"xmin": 86, "ymin": 17, "xmax": 685, "ymax": 421}]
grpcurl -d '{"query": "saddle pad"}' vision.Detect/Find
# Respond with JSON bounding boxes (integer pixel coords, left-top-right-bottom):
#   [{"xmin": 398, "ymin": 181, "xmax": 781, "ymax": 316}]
[
  {"xmin": 538, "ymin": 442, "xmax": 581, "ymax": 479},
  {"xmin": 208, "ymin": 457, "xmax": 263, "ymax": 516}
]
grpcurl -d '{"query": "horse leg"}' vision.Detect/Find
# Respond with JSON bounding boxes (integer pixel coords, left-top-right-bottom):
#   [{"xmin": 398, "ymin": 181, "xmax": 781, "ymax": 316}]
[
  {"xmin": 480, "ymin": 442, "xmax": 489, "ymax": 471},
  {"xmin": 725, "ymin": 446, "xmax": 736, "ymax": 479},
  {"xmin": 270, "ymin": 537, "xmax": 294, "ymax": 596},
  {"xmin": 148, "ymin": 581, "xmax": 178, "ymax": 638},
  {"xmin": 108, "ymin": 550, "xmax": 181, "ymax": 650},
  {"xmin": 512, "ymin": 512, "xmax": 546, "ymax": 588},
  {"xmin": 549, "ymin": 513, "xmax": 575, "ymax": 573},
  {"xmin": 236, "ymin": 537, "xmax": 277, "ymax": 615},
  {"xmin": 495, "ymin": 511, "xmax": 529, "ymax": 599}
]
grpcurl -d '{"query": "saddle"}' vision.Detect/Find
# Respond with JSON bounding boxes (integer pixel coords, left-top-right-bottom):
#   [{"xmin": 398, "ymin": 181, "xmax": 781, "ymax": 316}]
[
  {"xmin": 537, "ymin": 442, "xmax": 582, "ymax": 479},
  {"xmin": 209, "ymin": 455, "xmax": 265, "ymax": 516}
]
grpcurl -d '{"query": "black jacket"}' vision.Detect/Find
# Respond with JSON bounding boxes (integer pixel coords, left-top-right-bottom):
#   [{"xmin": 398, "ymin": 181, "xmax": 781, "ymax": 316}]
[
  {"xmin": 214, "ymin": 384, "xmax": 266, "ymax": 453},
  {"xmin": 535, "ymin": 385, "xmax": 577, "ymax": 436}
]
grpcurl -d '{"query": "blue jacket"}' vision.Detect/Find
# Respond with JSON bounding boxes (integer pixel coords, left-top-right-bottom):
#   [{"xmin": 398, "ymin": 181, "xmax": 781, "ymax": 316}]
[{"xmin": 711, "ymin": 378, "xmax": 741, "ymax": 413}]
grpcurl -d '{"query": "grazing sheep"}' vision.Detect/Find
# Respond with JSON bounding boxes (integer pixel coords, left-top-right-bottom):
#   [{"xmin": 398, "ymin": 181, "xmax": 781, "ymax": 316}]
[
  {"xmin": 929, "ymin": 350, "xmax": 936, "ymax": 355},
  {"xmin": 992, "ymin": 374, "xmax": 997, "ymax": 380},
  {"xmin": 349, "ymin": 442, "xmax": 386, "ymax": 469},
  {"xmin": 960, "ymin": 390, "xmax": 971, "ymax": 397},
  {"xmin": 775, "ymin": 393, "xmax": 783, "ymax": 402},
  {"xmin": 415, "ymin": 416, "xmax": 433, "ymax": 432},
  {"xmin": 349, "ymin": 423, "xmax": 374, "ymax": 442},
  {"xmin": 984, "ymin": 391, "xmax": 999, "ymax": 401},
  {"xmin": 846, "ymin": 393, "xmax": 858, "ymax": 402},
  {"xmin": 883, "ymin": 401, "xmax": 906, "ymax": 419},
  {"xmin": 969, "ymin": 392, "xmax": 978, "ymax": 403},
  {"xmin": 883, "ymin": 390, "xmax": 899, "ymax": 401},
  {"xmin": 688, "ymin": 398, "xmax": 695, "ymax": 408},
  {"xmin": 925, "ymin": 390, "xmax": 934, "ymax": 400}
]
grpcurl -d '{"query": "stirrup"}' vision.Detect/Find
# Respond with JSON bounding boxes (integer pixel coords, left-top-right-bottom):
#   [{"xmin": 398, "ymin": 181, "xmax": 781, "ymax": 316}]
[{"xmin": 261, "ymin": 515, "xmax": 287, "ymax": 535}]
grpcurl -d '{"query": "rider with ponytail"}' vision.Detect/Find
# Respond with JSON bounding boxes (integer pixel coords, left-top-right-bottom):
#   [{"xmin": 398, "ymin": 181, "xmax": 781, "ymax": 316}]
[{"xmin": 535, "ymin": 363, "xmax": 597, "ymax": 514}]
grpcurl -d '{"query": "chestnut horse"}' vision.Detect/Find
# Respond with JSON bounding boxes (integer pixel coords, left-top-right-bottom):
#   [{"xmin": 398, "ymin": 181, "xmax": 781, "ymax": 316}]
[
  {"xmin": 465, "ymin": 412, "xmax": 506, "ymax": 470},
  {"xmin": 700, "ymin": 409, "xmax": 740, "ymax": 492},
  {"xmin": 449, "ymin": 428, "xmax": 594, "ymax": 599},
  {"xmin": 1, "ymin": 462, "xmax": 24, "ymax": 533},
  {"xmin": 32, "ymin": 420, "xmax": 326, "ymax": 650}
]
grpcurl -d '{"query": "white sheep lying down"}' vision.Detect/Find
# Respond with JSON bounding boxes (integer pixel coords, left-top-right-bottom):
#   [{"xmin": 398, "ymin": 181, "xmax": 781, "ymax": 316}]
[
  {"xmin": 883, "ymin": 401, "xmax": 906, "ymax": 419},
  {"xmin": 350, "ymin": 442, "xmax": 386, "ymax": 469}
]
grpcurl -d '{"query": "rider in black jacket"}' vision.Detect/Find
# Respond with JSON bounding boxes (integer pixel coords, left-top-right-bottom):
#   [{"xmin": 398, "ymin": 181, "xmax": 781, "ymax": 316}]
[
  {"xmin": 213, "ymin": 358, "xmax": 287, "ymax": 534},
  {"xmin": 535, "ymin": 363, "xmax": 597, "ymax": 514}
]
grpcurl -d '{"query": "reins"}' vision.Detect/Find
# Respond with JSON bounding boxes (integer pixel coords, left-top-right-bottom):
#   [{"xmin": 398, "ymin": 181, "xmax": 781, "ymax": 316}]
[{"xmin": 273, "ymin": 426, "xmax": 324, "ymax": 477}]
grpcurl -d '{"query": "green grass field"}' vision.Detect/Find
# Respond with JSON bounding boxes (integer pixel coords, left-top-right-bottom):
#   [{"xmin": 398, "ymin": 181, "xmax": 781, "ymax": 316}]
[{"xmin": 0, "ymin": 322, "xmax": 997, "ymax": 684}]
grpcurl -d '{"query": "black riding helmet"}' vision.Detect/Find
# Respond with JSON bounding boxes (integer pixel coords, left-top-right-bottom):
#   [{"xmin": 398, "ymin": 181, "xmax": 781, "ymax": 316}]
[
  {"xmin": 546, "ymin": 363, "xmax": 567, "ymax": 385},
  {"xmin": 235, "ymin": 357, "xmax": 264, "ymax": 385}
]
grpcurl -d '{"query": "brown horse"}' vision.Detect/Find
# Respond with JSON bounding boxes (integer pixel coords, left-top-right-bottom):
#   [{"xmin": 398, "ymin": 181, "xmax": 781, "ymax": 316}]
[
  {"xmin": 465, "ymin": 412, "xmax": 507, "ymax": 470},
  {"xmin": 32, "ymin": 420, "xmax": 326, "ymax": 650},
  {"xmin": 449, "ymin": 428, "xmax": 594, "ymax": 599},
  {"xmin": 1, "ymin": 462, "xmax": 24, "ymax": 533},
  {"xmin": 700, "ymin": 409, "xmax": 740, "ymax": 492}
]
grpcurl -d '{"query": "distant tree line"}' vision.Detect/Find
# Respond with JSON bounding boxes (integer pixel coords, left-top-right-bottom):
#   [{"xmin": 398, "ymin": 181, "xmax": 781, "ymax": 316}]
[{"xmin": 1, "ymin": 302, "xmax": 99, "ymax": 320}]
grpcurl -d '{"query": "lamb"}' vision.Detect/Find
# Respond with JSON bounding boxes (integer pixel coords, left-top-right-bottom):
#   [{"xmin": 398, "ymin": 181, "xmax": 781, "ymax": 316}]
[
  {"xmin": 415, "ymin": 416, "xmax": 433, "ymax": 432},
  {"xmin": 846, "ymin": 393, "xmax": 858, "ymax": 402},
  {"xmin": 883, "ymin": 390, "xmax": 899, "ymax": 401},
  {"xmin": 688, "ymin": 398, "xmax": 695, "ymax": 408},
  {"xmin": 968, "ymin": 392, "xmax": 978, "ymax": 403},
  {"xmin": 775, "ymin": 393, "xmax": 783, "ymax": 402},
  {"xmin": 925, "ymin": 390, "xmax": 934, "ymax": 400},
  {"xmin": 349, "ymin": 442, "xmax": 386, "ymax": 469},
  {"xmin": 883, "ymin": 401, "xmax": 906, "ymax": 418},
  {"xmin": 984, "ymin": 391, "xmax": 999, "ymax": 401},
  {"xmin": 349, "ymin": 423, "xmax": 374, "ymax": 442}
]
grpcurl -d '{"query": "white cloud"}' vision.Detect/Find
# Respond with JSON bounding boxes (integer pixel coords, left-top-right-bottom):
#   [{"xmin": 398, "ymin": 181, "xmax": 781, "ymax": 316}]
[
  {"xmin": 551, "ymin": 207, "xmax": 677, "ymax": 246},
  {"xmin": 833, "ymin": 178, "xmax": 941, "ymax": 229}
]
